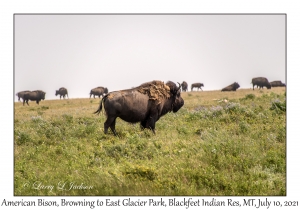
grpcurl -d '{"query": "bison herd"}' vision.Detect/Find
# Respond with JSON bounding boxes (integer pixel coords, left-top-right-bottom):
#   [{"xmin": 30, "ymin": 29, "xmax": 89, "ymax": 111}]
[
  {"xmin": 16, "ymin": 86, "xmax": 108, "ymax": 105},
  {"xmin": 15, "ymin": 77, "xmax": 285, "ymax": 135},
  {"xmin": 181, "ymin": 77, "xmax": 285, "ymax": 92}
]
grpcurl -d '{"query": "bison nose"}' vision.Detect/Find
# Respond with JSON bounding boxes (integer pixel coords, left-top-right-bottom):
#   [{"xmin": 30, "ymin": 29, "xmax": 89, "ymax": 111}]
[{"xmin": 180, "ymin": 98, "xmax": 184, "ymax": 105}]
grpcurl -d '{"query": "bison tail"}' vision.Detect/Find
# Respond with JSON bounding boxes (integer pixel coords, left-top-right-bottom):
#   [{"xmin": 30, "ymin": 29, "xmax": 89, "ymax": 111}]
[
  {"xmin": 94, "ymin": 102, "xmax": 103, "ymax": 115},
  {"xmin": 94, "ymin": 94, "xmax": 107, "ymax": 115}
]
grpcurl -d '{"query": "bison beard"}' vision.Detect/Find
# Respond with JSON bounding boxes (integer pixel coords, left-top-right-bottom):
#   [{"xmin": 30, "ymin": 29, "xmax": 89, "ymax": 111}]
[{"xmin": 94, "ymin": 81, "xmax": 184, "ymax": 136}]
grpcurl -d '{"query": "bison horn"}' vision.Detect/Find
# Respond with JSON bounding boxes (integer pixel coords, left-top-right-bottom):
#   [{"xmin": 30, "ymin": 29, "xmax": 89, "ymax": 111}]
[{"xmin": 177, "ymin": 82, "xmax": 182, "ymax": 92}]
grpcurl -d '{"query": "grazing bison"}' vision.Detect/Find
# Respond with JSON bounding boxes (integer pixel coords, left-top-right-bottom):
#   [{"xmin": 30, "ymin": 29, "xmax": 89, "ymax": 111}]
[
  {"xmin": 16, "ymin": 90, "xmax": 31, "ymax": 102},
  {"xmin": 270, "ymin": 80, "xmax": 286, "ymax": 87},
  {"xmin": 221, "ymin": 82, "xmax": 240, "ymax": 91},
  {"xmin": 191, "ymin": 83, "xmax": 204, "ymax": 91},
  {"xmin": 94, "ymin": 80, "xmax": 184, "ymax": 136},
  {"xmin": 55, "ymin": 87, "xmax": 68, "ymax": 99},
  {"xmin": 23, "ymin": 90, "xmax": 46, "ymax": 106},
  {"xmin": 181, "ymin": 81, "xmax": 188, "ymax": 92},
  {"xmin": 251, "ymin": 77, "xmax": 271, "ymax": 90},
  {"xmin": 90, "ymin": 87, "xmax": 108, "ymax": 98}
]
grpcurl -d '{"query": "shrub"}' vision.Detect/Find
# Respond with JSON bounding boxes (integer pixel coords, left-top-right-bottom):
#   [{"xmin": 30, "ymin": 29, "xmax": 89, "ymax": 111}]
[
  {"xmin": 270, "ymin": 99, "xmax": 286, "ymax": 112},
  {"xmin": 123, "ymin": 165, "xmax": 157, "ymax": 181},
  {"xmin": 244, "ymin": 94, "xmax": 256, "ymax": 100}
]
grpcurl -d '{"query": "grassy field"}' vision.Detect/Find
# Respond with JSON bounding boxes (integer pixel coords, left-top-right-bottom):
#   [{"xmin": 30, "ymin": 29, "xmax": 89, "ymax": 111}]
[{"xmin": 14, "ymin": 87, "xmax": 286, "ymax": 196}]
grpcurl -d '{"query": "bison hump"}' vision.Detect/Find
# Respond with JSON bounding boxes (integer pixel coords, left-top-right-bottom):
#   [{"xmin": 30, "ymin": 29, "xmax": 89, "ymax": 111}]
[{"xmin": 137, "ymin": 81, "xmax": 170, "ymax": 103}]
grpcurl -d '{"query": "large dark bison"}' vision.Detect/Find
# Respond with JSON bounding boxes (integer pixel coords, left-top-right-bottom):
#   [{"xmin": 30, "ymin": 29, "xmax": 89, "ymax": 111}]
[
  {"xmin": 270, "ymin": 80, "xmax": 286, "ymax": 87},
  {"xmin": 90, "ymin": 87, "xmax": 108, "ymax": 98},
  {"xmin": 251, "ymin": 77, "xmax": 271, "ymax": 90},
  {"xmin": 181, "ymin": 81, "xmax": 188, "ymax": 92},
  {"xmin": 23, "ymin": 90, "xmax": 46, "ymax": 106},
  {"xmin": 16, "ymin": 90, "xmax": 31, "ymax": 102},
  {"xmin": 94, "ymin": 81, "xmax": 184, "ymax": 136},
  {"xmin": 221, "ymin": 82, "xmax": 240, "ymax": 91},
  {"xmin": 191, "ymin": 83, "xmax": 204, "ymax": 91},
  {"xmin": 55, "ymin": 87, "xmax": 68, "ymax": 99}
]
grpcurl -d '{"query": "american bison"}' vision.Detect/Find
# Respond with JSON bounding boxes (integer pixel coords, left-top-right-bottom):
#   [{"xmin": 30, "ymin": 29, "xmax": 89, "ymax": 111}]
[
  {"xmin": 23, "ymin": 90, "xmax": 46, "ymax": 106},
  {"xmin": 191, "ymin": 83, "xmax": 204, "ymax": 91},
  {"xmin": 94, "ymin": 80, "xmax": 184, "ymax": 135},
  {"xmin": 16, "ymin": 90, "xmax": 31, "ymax": 102},
  {"xmin": 55, "ymin": 87, "xmax": 68, "ymax": 99},
  {"xmin": 270, "ymin": 80, "xmax": 286, "ymax": 87},
  {"xmin": 90, "ymin": 87, "xmax": 108, "ymax": 98},
  {"xmin": 221, "ymin": 82, "xmax": 240, "ymax": 91},
  {"xmin": 181, "ymin": 81, "xmax": 188, "ymax": 92},
  {"xmin": 251, "ymin": 77, "xmax": 271, "ymax": 90}
]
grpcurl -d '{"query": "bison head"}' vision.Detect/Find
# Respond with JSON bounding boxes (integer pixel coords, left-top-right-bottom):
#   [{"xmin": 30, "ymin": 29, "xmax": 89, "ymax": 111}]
[
  {"xmin": 266, "ymin": 83, "xmax": 271, "ymax": 89},
  {"xmin": 166, "ymin": 81, "xmax": 184, "ymax": 112},
  {"xmin": 234, "ymin": 82, "xmax": 240, "ymax": 90},
  {"xmin": 173, "ymin": 90, "xmax": 184, "ymax": 112},
  {"xmin": 41, "ymin": 91, "xmax": 46, "ymax": 100}
]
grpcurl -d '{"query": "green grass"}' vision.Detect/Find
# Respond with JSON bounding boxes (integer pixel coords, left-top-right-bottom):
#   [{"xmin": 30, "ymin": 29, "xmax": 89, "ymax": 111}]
[{"xmin": 14, "ymin": 88, "xmax": 286, "ymax": 195}]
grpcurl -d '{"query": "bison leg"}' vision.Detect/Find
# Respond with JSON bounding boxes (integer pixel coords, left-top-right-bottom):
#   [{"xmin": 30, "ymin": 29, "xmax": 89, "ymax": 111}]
[
  {"xmin": 143, "ymin": 116, "xmax": 157, "ymax": 134},
  {"xmin": 104, "ymin": 117, "xmax": 117, "ymax": 136},
  {"xmin": 140, "ymin": 120, "xmax": 147, "ymax": 130},
  {"xmin": 110, "ymin": 119, "xmax": 117, "ymax": 136},
  {"xmin": 24, "ymin": 100, "xmax": 29, "ymax": 106}
]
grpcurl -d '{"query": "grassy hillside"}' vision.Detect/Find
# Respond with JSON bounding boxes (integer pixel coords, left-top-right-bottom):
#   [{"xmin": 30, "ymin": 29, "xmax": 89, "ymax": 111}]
[{"xmin": 14, "ymin": 87, "xmax": 286, "ymax": 195}]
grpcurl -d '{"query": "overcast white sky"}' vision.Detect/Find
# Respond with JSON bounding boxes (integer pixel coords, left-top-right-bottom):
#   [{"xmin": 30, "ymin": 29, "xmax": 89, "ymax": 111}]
[{"xmin": 14, "ymin": 14, "xmax": 285, "ymax": 100}]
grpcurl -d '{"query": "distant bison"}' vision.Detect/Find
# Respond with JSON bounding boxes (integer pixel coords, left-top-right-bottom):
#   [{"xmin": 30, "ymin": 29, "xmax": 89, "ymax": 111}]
[
  {"xmin": 16, "ymin": 90, "xmax": 31, "ymax": 102},
  {"xmin": 270, "ymin": 80, "xmax": 286, "ymax": 87},
  {"xmin": 94, "ymin": 80, "xmax": 184, "ymax": 136},
  {"xmin": 251, "ymin": 77, "xmax": 271, "ymax": 90},
  {"xmin": 191, "ymin": 83, "xmax": 204, "ymax": 91},
  {"xmin": 55, "ymin": 87, "xmax": 68, "ymax": 99},
  {"xmin": 90, "ymin": 87, "xmax": 108, "ymax": 98},
  {"xmin": 221, "ymin": 82, "xmax": 240, "ymax": 91},
  {"xmin": 23, "ymin": 90, "xmax": 46, "ymax": 106},
  {"xmin": 181, "ymin": 81, "xmax": 188, "ymax": 92}
]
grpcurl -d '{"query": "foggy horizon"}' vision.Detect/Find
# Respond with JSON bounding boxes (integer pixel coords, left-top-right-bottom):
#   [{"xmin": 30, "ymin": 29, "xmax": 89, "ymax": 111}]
[{"xmin": 14, "ymin": 14, "xmax": 286, "ymax": 101}]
